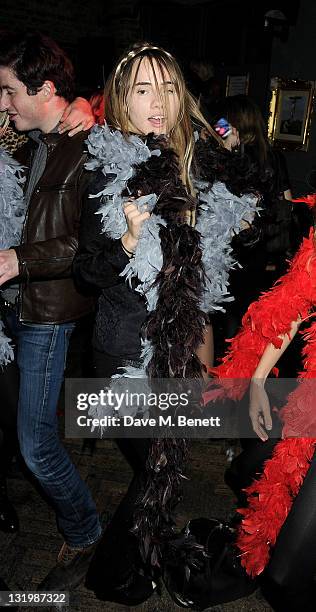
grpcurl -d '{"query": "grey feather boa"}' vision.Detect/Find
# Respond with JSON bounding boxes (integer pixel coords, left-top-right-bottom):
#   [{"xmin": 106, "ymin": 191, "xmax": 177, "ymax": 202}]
[
  {"xmin": 85, "ymin": 125, "xmax": 258, "ymax": 386},
  {"xmin": 85, "ymin": 125, "xmax": 260, "ymax": 571},
  {"xmin": 0, "ymin": 147, "xmax": 26, "ymax": 366}
]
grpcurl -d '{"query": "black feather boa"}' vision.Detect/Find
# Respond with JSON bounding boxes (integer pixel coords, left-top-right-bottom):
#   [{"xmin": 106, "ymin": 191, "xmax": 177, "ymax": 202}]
[
  {"xmin": 147, "ymin": 222, "xmax": 206, "ymax": 378},
  {"xmin": 193, "ymin": 134, "xmax": 272, "ymax": 197},
  {"xmin": 125, "ymin": 134, "xmax": 196, "ymax": 222},
  {"xmin": 124, "ymin": 136, "xmax": 207, "ymax": 572}
]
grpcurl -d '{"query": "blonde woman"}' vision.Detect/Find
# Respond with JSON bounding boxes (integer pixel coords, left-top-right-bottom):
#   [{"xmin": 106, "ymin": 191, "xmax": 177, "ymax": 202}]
[{"xmin": 74, "ymin": 42, "xmax": 262, "ymax": 606}]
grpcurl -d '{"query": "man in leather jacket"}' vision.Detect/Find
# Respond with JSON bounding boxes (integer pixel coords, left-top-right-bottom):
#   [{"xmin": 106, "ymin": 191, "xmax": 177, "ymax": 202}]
[{"xmin": 0, "ymin": 32, "xmax": 101, "ymax": 590}]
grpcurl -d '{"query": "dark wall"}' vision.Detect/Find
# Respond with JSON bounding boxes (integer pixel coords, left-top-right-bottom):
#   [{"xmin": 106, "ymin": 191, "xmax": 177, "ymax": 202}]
[
  {"xmin": 2, "ymin": 0, "xmax": 314, "ymax": 193},
  {"xmin": 0, "ymin": 1, "xmax": 283, "ymax": 91},
  {"xmin": 0, "ymin": 0, "xmax": 143, "ymax": 91},
  {"xmin": 1, "ymin": 0, "xmax": 107, "ymax": 49},
  {"xmin": 270, "ymin": 0, "xmax": 316, "ymax": 194}
]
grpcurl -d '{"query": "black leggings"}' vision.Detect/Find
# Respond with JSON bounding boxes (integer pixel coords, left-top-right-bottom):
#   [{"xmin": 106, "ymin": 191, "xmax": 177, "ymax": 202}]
[
  {"xmin": 86, "ymin": 349, "xmax": 151, "ymax": 591},
  {"xmin": 225, "ymin": 437, "xmax": 280, "ymax": 505},
  {"xmin": 226, "ymin": 438, "xmax": 316, "ymax": 607}
]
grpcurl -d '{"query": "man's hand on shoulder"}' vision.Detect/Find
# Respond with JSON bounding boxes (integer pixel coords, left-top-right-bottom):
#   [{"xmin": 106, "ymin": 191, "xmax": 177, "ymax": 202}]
[
  {"xmin": 59, "ymin": 98, "xmax": 95, "ymax": 137},
  {"xmin": 0, "ymin": 249, "xmax": 19, "ymax": 286}
]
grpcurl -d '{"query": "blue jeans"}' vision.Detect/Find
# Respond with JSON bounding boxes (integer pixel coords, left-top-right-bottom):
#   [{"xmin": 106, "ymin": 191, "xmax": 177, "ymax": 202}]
[{"xmin": 4, "ymin": 309, "xmax": 101, "ymax": 548}]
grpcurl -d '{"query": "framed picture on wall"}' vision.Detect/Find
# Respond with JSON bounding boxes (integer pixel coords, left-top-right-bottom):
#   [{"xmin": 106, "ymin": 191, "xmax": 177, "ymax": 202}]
[
  {"xmin": 268, "ymin": 78, "xmax": 314, "ymax": 151},
  {"xmin": 225, "ymin": 74, "xmax": 249, "ymax": 97}
]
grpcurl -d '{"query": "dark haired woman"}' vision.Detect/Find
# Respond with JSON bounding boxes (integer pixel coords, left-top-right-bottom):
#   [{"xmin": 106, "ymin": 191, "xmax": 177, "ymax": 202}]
[{"xmin": 213, "ymin": 95, "xmax": 294, "ymax": 346}]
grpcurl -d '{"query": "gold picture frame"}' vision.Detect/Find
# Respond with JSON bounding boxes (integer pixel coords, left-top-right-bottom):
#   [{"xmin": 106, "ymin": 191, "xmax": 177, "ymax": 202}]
[{"xmin": 268, "ymin": 78, "xmax": 314, "ymax": 151}]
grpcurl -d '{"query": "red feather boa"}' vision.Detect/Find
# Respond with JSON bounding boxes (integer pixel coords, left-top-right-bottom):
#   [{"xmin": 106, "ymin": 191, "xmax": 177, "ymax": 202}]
[
  {"xmin": 204, "ymin": 229, "xmax": 316, "ymax": 576},
  {"xmin": 292, "ymin": 193, "xmax": 316, "ymax": 208},
  {"xmin": 237, "ymin": 438, "xmax": 315, "ymax": 576}
]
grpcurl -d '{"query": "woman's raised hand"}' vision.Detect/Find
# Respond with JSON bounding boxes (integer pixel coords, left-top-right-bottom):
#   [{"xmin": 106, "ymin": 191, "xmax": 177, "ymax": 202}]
[
  {"xmin": 121, "ymin": 201, "xmax": 151, "ymax": 255},
  {"xmin": 249, "ymin": 378, "xmax": 272, "ymax": 441},
  {"xmin": 223, "ymin": 127, "xmax": 240, "ymax": 151}
]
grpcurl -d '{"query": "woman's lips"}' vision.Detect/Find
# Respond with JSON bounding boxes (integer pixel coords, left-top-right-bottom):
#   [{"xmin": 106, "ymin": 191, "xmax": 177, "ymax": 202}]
[{"xmin": 148, "ymin": 117, "xmax": 165, "ymax": 128}]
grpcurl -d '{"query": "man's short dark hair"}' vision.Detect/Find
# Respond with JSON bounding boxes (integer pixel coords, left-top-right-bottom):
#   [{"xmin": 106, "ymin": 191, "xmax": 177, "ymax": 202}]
[{"xmin": 0, "ymin": 31, "xmax": 75, "ymax": 101}]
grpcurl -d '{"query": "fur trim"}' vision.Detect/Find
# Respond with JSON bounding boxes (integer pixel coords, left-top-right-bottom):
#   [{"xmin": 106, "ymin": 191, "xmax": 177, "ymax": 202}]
[{"xmin": 0, "ymin": 148, "xmax": 26, "ymax": 366}]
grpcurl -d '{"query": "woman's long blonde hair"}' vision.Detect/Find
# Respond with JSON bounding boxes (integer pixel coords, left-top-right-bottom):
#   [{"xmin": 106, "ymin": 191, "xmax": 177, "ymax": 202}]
[{"xmin": 104, "ymin": 42, "xmax": 222, "ymax": 193}]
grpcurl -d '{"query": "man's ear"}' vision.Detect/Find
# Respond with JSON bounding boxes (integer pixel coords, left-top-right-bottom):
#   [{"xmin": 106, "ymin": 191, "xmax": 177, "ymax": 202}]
[{"xmin": 40, "ymin": 80, "xmax": 56, "ymax": 100}]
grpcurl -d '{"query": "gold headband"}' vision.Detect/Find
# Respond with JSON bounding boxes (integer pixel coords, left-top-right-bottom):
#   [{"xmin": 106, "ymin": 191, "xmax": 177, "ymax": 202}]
[{"xmin": 113, "ymin": 44, "xmax": 173, "ymax": 89}]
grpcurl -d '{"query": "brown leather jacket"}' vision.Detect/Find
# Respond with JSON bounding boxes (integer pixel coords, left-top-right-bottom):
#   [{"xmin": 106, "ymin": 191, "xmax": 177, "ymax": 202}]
[{"xmin": 13, "ymin": 130, "xmax": 94, "ymax": 323}]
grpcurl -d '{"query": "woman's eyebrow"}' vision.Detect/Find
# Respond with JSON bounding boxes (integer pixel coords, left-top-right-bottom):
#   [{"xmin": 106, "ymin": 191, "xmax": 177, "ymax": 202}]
[{"xmin": 134, "ymin": 80, "xmax": 174, "ymax": 86}]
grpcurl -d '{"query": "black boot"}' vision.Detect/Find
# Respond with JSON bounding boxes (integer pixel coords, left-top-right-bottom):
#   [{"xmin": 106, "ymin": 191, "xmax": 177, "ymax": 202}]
[
  {"xmin": 0, "ymin": 476, "xmax": 19, "ymax": 534},
  {"xmin": 85, "ymin": 532, "xmax": 156, "ymax": 605},
  {"xmin": 163, "ymin": 518, "xmax": 257, "ymax": 610},
  {"xmin": 88, "ymin": 568, "xmax": 157, "ymax": 606}
]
